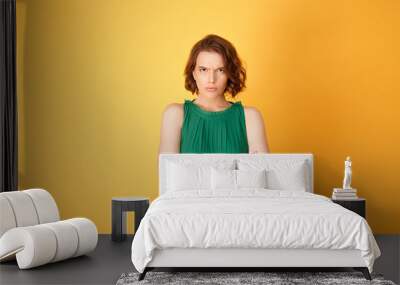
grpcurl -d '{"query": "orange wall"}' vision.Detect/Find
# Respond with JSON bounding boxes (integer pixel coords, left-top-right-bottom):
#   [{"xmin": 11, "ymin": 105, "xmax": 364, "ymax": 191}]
[{"xmin": 16, "ymin": 0, "xmax": 400, "ymax": 234}]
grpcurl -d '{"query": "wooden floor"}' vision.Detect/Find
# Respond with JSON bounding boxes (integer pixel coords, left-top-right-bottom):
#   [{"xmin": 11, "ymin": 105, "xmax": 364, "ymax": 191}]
[{"xmin": 0, "ymin": 234, "xmax": 398, "ymax": 285}]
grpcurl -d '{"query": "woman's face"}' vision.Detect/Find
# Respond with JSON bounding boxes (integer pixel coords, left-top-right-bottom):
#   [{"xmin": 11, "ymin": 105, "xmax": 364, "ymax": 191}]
[{"xmin": 192, "ymin": 51, "xmax": 228, "ymax": 98}]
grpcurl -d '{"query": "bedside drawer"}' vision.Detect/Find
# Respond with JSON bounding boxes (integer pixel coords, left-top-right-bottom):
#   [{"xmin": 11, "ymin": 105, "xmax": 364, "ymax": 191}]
[{"xmin": 332, "ymin": 198, "xmax": 366, "ymax": 218}]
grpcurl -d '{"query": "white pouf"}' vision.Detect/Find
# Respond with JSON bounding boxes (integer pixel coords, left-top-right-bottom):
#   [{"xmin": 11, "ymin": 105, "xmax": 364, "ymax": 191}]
[{"xmin": 0, "ymin": 189, "xmax": 98, "ymax": 269}]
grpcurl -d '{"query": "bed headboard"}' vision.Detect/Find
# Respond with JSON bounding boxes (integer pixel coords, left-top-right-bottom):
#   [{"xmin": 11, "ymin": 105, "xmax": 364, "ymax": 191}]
[{"xmin": 159, "ymin": 153, "xmax": 314, "ymax": 195}]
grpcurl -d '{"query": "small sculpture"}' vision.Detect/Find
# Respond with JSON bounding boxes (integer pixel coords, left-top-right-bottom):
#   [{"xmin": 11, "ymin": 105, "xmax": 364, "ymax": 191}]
[{"xmin": 342, "ymin": 156, "xmax": 352, "ymax": 189}]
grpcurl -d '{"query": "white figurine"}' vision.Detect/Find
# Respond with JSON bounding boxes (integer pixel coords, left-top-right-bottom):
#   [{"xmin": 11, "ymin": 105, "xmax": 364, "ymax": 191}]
[{"xmin": 342, "ymin": 156, "xmax": 352, "ymax": 189}]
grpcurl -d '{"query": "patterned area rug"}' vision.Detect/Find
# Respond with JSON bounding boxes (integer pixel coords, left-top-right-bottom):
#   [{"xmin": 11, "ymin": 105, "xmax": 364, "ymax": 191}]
[{"xmin": 116, "ymin": 271, "xmax": 396, "ymax": 285}]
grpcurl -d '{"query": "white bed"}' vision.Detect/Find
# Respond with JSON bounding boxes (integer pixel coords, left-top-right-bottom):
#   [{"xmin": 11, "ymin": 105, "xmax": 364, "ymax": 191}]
[{"xmin": 131, "ymin": 153, "xmax": 380, "ymax": 281}]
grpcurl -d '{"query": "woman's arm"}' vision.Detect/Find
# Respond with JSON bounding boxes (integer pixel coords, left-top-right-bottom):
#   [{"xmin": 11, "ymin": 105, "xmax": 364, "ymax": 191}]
[
  {"xmin": 158, "ymin": 103, "xmax": 183, "ymax": 154},
  {"xmin": 244, "ymin": 107, "xmax": 270, "ymax": 153}
]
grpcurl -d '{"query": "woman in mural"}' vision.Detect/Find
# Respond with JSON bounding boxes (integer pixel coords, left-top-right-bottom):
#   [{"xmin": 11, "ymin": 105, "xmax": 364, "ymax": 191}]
[{"xmin": 159, "ymin": 34, "xmax": 269, "ymax": 154}]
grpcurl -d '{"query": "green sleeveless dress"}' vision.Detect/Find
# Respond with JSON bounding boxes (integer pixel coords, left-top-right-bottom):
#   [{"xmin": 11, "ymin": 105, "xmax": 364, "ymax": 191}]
[{"xmin": 180, "ymin": 99, "xmax": 249, "ymax": 153}]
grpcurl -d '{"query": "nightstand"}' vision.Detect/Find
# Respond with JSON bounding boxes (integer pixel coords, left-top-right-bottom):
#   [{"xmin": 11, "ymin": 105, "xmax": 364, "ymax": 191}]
[
  {"xmin": 111, "ymin": 197, "xmax": 149, "ymax": 242},
  {"xmin": 332, "ymin": 198, "xmax": 366, "ymax": 218}
]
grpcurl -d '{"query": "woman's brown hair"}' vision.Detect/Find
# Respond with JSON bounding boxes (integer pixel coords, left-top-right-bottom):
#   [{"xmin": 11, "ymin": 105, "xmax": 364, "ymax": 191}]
[{"xmin": 184, "ymin": 34, "xmax": 246, "ymax": 98}]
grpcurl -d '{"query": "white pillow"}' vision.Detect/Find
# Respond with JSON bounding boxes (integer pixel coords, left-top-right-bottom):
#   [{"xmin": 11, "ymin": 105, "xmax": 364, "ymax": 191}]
[
  {"xmin": 167, "ymin": 162, "xmax": 209, "ymax": 191},
  {"xmin": 211, "ymin": 168, "xmax": 236, "ymax": 190},
  {"xmin": 266, "ymin": 167, "xmax": 306, "ymax": 191},
  {"xmin": 166, "ymin": 160, "xmax": 236, "ymax": 192},
  {"xmin": 211, "ymin": 168, "xmax": 268, "ymax": 190},
  {"xmin": 237, "ymin": 159, "xmax": 307, "ymax": 191},
  {"xmin": 237, "ymin": 169, "xmax": 267, "ymax": 188}
]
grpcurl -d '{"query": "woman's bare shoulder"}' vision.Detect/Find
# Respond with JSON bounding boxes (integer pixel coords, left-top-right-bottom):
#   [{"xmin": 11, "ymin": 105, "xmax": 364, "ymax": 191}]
[
  {"xmin": 242, "ymin": 105, "xmax": 269, "ymax": 153},
  {"xmin": 163, "ymin": 102, "xmax": 183, "ymax": 114},
  {"xmin": 162, "ymin": 103, "xmax": 184, "ymax": 123},
  {"xmin": 243, "ymin": 105, "xmax": 263, "ymax": 121},
  {"xmin": 159, "ymin": 103, "xmax": 184, "ymax": 154}
]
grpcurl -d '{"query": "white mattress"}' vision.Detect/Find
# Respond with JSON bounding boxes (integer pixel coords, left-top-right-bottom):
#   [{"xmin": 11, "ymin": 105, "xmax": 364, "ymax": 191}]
[{"xmin": 131, "ymin": 189, "xmax": 380, "ymax": 273}]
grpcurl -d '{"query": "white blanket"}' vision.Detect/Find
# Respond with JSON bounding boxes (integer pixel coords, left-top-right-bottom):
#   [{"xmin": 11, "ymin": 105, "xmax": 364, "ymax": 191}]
[{"xmin": 131, "ymin": 189, "xmax": 380, "ymax": 273}]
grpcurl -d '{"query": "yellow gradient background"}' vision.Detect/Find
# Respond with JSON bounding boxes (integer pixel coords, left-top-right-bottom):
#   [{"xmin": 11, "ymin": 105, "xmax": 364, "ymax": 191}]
[{"xmin": 16, "ymin": 0, "xmax": 400, "ymax": 234}]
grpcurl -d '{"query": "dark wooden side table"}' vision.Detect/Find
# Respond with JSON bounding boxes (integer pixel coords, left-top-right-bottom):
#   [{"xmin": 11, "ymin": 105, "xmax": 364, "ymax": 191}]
[
  {"xmin": 112, "ymin": 197, "xmax": 149, "ymax": 242},
  {"xmin": 332, "ymin": 198, "xmax": 366, "ymax": 218}
]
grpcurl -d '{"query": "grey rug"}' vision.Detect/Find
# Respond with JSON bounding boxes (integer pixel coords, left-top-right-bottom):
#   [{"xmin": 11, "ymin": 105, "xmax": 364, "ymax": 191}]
[{"xmin": 116, "ymin": 271, "xmax": 396, "ymax": 285}]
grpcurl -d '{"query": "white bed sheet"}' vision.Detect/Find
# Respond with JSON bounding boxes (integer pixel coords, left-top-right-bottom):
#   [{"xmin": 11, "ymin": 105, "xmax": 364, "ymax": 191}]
[{"xmin": 131, "ymin": 189, "xmax": 380, "ymax": 273}]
